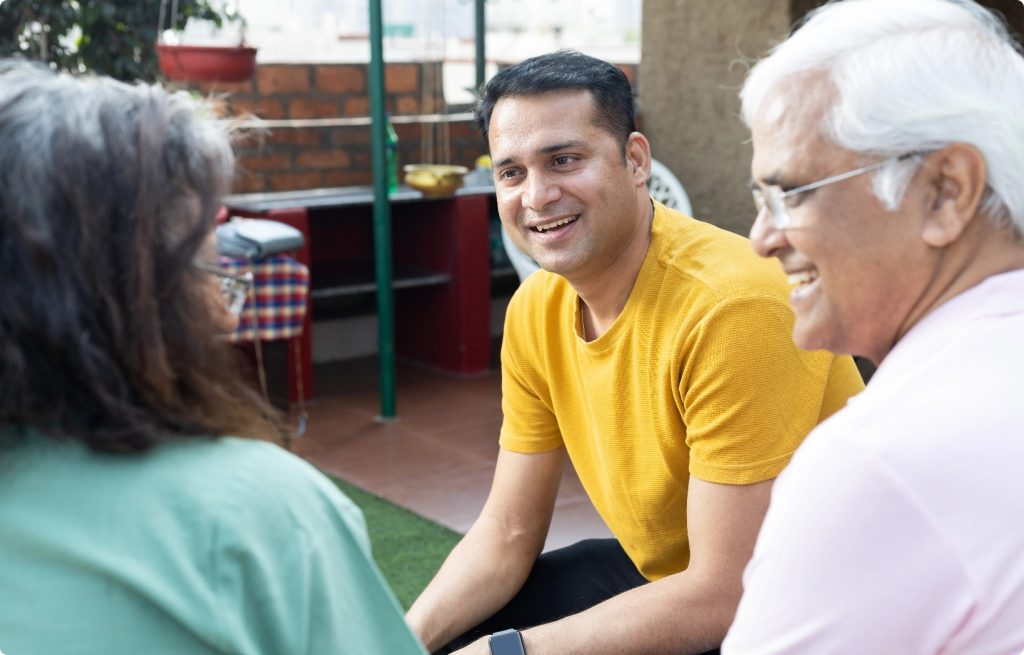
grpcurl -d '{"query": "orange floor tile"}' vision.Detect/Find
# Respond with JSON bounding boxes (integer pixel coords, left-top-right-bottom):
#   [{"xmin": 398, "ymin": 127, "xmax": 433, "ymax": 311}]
[{"xmin": 293, "ymin": 356, "xmax": 612, "ymax": 552}]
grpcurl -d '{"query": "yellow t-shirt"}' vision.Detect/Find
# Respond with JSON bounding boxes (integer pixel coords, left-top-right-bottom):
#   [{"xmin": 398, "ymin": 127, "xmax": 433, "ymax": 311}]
[{"xmin": 499, "ymin": 201, "xmax": 864, "ymax": 581}]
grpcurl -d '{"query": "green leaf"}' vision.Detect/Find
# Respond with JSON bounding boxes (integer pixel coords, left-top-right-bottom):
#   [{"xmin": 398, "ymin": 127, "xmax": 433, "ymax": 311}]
[{"xmin": 0, "ymin": 0, "xmax": 241, "ymax": 81}]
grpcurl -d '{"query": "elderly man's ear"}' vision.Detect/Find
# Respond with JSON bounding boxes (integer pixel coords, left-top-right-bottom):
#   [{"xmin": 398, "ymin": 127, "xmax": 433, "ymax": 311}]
[{"xmin": 921, "ymin": 144, "xmax": 988, "ymax": 248}]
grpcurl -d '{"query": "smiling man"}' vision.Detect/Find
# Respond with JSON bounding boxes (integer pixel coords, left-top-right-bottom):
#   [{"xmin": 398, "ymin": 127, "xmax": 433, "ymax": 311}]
[
  {"xmin": 725, "ymin": 1, "xmax": 1024, "ymax": 653},
  {"xmin": 406, "ymin": 50, "xmax": 863, "ymax": 655}
]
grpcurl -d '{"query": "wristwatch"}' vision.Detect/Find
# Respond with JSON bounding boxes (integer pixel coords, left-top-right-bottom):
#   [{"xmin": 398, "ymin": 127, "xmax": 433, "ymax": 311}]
[{"xmin": 488, "ymin": 628, "xmax": 526, "ymax": 655}]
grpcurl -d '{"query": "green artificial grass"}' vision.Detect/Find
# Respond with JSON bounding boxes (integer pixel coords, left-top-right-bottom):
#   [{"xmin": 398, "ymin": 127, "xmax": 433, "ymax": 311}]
[{"xmin": 331, "ymin": 476, "xmax": 462, "ymax": 609}]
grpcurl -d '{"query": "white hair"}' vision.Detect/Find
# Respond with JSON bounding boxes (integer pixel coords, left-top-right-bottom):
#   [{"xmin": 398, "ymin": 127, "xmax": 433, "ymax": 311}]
[{"xmin": 741, "ymin": 0, "xmax": 1024, "ymax": 232}]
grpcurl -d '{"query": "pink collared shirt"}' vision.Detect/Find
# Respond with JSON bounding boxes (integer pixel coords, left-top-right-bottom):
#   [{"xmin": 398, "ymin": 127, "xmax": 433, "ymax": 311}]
[{"xmin": 724, "ymin": 269, "xmax": 1024, "ymax": 655}]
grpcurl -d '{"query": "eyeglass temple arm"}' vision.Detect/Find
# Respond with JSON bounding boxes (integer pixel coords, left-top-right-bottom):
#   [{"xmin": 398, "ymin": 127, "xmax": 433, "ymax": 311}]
[{"xmin": 784, "ymin": 152, "xmax": 920, "ymax": 197}]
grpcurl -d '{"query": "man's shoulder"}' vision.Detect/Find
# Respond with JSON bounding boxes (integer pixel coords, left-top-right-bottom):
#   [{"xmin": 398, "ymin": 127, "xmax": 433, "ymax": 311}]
[{"xmin": 650, "ymin": 204, "xmax": 789, "ymax": 303}]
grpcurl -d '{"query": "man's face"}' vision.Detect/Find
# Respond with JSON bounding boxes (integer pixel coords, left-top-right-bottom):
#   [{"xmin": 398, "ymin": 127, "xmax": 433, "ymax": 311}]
[
  {"xmin": 488, "ymin": 90, "xmax": 649, "ymax": 283},
  {"xmin": 748, "ymin": 88, "xmax": 934, "ymax": 363}
]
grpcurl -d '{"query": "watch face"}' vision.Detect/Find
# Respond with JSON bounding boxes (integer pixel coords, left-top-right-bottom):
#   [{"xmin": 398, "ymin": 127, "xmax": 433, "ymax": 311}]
[{"xmin": 488, "ymin": 629, "xmax": 526, "ymax": 655}]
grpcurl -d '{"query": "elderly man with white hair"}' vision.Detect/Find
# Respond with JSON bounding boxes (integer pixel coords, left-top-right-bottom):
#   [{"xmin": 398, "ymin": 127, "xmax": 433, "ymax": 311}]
[{"xmin": 725, "ymin": 0, "xmax": 1024, "ymax": 653}]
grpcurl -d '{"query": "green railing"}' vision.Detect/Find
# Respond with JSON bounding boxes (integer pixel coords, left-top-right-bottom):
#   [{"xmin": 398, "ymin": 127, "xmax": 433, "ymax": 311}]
[{"xmin": 368, "ymin": 0, "xmax": 488, "ymax": 419}]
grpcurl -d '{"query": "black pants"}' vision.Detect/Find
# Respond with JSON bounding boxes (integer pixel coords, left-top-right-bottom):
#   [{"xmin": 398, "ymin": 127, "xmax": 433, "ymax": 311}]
[{"xmin": 435, "ymin": 538, "xmax": 720, "ymax": 655}]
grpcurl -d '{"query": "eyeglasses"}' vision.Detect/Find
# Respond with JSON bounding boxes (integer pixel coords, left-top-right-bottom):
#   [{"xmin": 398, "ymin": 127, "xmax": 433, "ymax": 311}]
[
  {"xmin": 750, "ymin": 152, "xmax": 921, "ymax": 230},
  {"xmin": 195, "ymin": 262, "xmax": 253, "ymax": 316}
]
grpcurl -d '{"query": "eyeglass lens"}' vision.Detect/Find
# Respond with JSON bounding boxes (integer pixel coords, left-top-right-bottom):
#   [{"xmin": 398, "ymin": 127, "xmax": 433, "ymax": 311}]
[
  {"xmin": 751, "ymin": 153, "xmax": 920, "ymax": 230},
  {"xmin": 220, "ymin": 276, "xmax": 250, "ymax": 316},
  {"xmin": 751, "ymin": 188, "xmax": 790, "ymax": 230}
]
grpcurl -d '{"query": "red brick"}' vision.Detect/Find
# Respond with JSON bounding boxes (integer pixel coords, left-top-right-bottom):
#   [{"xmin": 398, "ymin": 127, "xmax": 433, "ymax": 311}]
[
  {"xmin": 229, "ymin": 97, "xmax": 286, "ymax": 120},
  {"xmin": 267, "ymin": 128, "xmax": 323, "ymax": 147},
  {"xmin": 269, "ymin": 171, "xmax": 324, "ymax": 191},
  {"xmin": 324, "ymin": 170, "xmax": 372, "ymax": 187},
  {"xmin": 393, "ymin": 123, "xmax": 418, "ymax": 141},
  {"xmin": 288, "ymin": 97, "xmax": 341, "ymax": 119},
  {"xmin": 231, "ymin": 172, "xmax": 267, "ymax": 194},
  {"xmin": 459, "ymin": 141, "xmax": 488, "ymax": 160},
  {"xmin": 315, "ymin": 65, "xmax": 366, "ymax": 93},
  {"xmin": 296, "ymin": 149, "xmax": 352, "ymax": 169},
  {"xmin": 457, "ymin": 146, "xmax": 485, "ymax": 167},
  {"xmin": 448, "ymin": 120, "xmax": 480, "ymax": 139},
  {"xmin": 385, "ymin": 63, "xmax": 419, "ymax": 93},
  {"xmin": 343, "ymin": 96, "xmax": 370, "ymax": 116},
  {"xmin": 191, "ymin": 78, "xmax": 255, "ymax": 95},
  {"xmin": 256, "ymin": 65, "xmax": 311, "ymax": 94},
  {"xmin": 395, "ymin": 95, "xmax": 420, "ymax": 115},
  {"xmin": 237, "ymin": 152, "xmax": 292, "ymax": 172},
  {"xmin": 330, "ymin": 128, "xmax": 370, "ymax": 146},
  {"xmin": 351, "ymin": 151, "xmax": 372, "ymax": 169}
]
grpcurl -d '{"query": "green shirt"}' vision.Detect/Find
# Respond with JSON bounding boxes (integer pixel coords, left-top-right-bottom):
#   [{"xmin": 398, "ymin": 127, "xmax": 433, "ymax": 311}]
[{"xmin": 0, "ymin": 434, "xmax": 426, "ymax": 655}]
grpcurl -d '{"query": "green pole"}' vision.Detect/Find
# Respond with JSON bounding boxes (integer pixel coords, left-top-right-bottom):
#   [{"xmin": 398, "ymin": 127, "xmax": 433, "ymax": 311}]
[
  {"xmin": 475, "ymin": 0, "xmax": 486, "ymax": 91},
  {"xmin": 368, "ymin": 0, "xmax": 397, "ymax": 419}
]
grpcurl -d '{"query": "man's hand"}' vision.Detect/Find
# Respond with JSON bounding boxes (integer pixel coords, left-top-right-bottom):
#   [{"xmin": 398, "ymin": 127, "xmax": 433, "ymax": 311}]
[
  {"xmin": 407, "ymin": 447, "xmax": 565, "ymax": 651},
  {"xmin": 445, "ymin": 476, "xmax": 775, "ymax": 655}
]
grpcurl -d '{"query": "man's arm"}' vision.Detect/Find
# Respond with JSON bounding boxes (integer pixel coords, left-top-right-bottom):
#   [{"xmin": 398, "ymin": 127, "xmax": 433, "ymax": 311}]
[
  {"xmin": 454, "ymin": 475, "xmax": 773, "ymax": 655},
  {"xmin": 407, "ymin": 446, "xmax": 565, "ymax": 652}
]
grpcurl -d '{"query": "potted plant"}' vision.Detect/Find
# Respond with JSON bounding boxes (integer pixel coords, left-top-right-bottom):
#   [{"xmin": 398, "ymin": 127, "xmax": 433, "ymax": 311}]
[
  {"xmin": 156, "ymin": 0, "xmax": 257, "ymax": 83},
  {"xmin": 0, "ymin": 0, "xmax": 226, "ymax": 82}
]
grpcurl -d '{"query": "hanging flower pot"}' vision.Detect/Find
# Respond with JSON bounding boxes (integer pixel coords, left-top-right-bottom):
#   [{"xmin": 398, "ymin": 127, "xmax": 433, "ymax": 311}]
[
  {"xmin": 155, "ymin": 0, "xmax": 256, "ymax": 83},
  {"xmin": 156, "ymin": 43, "xmax": 257, "ymax": 83}
]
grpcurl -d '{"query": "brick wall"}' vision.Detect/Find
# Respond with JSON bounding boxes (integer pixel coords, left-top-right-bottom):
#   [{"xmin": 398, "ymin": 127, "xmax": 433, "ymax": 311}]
[
  {"xmin": 187, "ymin": 62, "xmax": 488, "ymax": 194},
  {"xmin": 186, "ymin": 61, "xmax": 637, "ymax": 194}
]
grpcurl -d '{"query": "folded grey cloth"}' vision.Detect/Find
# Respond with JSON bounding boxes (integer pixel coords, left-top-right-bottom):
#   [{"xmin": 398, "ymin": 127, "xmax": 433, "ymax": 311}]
[{"xmin": 216, "ymin": 218, "xmax": 304, "ymax": 260}]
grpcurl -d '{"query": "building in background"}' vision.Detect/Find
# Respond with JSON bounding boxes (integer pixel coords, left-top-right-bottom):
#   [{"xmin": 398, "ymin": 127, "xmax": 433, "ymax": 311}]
[{"xmin": 228, "ymin": 0, "xmax": 640, "ymax": 104}]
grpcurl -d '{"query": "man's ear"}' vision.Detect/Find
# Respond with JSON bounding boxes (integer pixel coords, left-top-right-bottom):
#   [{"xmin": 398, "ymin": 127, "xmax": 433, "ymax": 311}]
[
  {"xmin": 921, "ymin": 144, "xmax": 988, "ymax": 248},
  {"xmin": 626, "ymin": 132, "xmax": 652, "ymax": 185}
]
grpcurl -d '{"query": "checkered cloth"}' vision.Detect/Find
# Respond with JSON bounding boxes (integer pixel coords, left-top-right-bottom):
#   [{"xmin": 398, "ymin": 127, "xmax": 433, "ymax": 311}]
[{"xmin": 222, "ymin": 255, "xmax": 309, "ymax": 342}]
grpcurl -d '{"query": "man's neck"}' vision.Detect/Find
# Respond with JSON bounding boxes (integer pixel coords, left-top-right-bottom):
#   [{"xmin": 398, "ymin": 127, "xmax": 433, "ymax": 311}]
[
  {"xmin": 575, "ymin": 201, "xmax": 655, "ymax": 342},
  {"xmin": 893, "ymin": 221, "xmax": 1024, "ymax": 356}
]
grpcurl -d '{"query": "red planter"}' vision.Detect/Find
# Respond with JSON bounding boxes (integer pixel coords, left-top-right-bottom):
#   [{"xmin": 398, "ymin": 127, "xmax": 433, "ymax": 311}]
[{"xmin": 156, "ymin": 43, "xmax": 257, "ymax": 83}]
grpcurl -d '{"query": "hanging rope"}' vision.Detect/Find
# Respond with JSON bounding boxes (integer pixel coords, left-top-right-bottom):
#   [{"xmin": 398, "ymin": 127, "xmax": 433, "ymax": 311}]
[
  {"xmin": 420, "ymin": 0, "xmax": 437, "ymax": 164},
  {"xmin": 438, "ymin": 0, "xmax": 452, "ymax": 165},
  {"xmin": 157, "ymin": 0, "xmax": 180, "ymax": 42}
]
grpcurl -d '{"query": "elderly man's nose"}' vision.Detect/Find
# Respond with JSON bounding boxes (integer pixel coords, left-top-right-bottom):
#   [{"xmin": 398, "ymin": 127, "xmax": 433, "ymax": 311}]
[{"xmin": 749, "ymin": 205, "xmax": 788, "ymax": 259}]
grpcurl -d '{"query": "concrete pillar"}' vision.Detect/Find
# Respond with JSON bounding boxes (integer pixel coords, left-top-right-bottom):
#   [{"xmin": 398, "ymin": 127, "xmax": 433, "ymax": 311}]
[
  {"xmin": 639, "ymin": 0, "xmax": 1022, "ymax": 236},
  {"xmin": 639, "ymin": 0, "xmax": 793, "ymax": 235}
]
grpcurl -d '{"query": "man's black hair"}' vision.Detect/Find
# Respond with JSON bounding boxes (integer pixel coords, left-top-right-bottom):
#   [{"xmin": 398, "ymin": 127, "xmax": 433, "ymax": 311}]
[{"xmin": 474, "ymin": 49, "xmax": 637, "ymax": 153}]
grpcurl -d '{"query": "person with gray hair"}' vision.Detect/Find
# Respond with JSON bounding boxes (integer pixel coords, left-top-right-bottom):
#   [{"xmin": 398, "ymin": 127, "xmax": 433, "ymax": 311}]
[
  {"xmin": 725, "ymin": 0, "xmax": 1024, "ymax": 652},
  {"xmin": 0, "ymin": 60, "xmax": 426, "ymax": 654}
]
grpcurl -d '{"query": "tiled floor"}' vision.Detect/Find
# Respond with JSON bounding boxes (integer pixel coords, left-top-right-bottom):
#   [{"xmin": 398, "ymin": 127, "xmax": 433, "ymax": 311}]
[{"xmin": 292, "ymin": 356, "xmax": 612, "ymax": 552}]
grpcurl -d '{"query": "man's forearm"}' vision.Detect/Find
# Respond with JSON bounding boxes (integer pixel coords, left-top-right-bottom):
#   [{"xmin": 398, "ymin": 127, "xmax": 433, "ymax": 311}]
[
  {"xmin": 407, "ymin": 515, "xmax": 543, "ymax": 651},
  {"xmin": 518, "ymin": 569, "xmax": 737, "ymax": 655}
]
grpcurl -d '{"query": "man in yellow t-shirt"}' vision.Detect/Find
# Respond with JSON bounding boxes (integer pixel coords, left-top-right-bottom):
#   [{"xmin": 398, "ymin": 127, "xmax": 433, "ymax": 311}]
[{"xmin": 406, "ymin": 50, "xmax": 863, "ymax": 655}]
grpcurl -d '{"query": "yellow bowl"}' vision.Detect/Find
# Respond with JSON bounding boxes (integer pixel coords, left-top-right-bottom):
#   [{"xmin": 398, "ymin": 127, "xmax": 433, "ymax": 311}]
[{"xmin": 404, "ymin": 164, "xmax": 469, "ymax": 197}]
